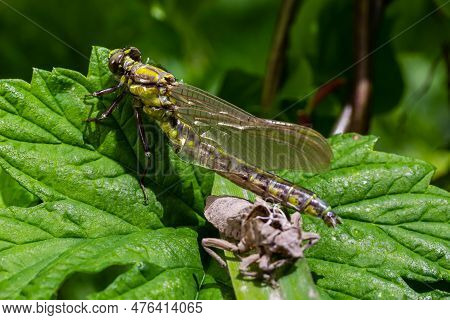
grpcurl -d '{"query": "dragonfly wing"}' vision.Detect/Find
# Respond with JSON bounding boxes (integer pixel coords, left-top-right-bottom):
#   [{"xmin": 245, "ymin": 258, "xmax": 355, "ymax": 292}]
[
  {"xmin": 170, "ymin": 83, "xmax": 332, "ymax": 173},
  {"xmin": 169, "ymin": 120, "xmax": 233, "ymax": 173},
  {"xmin": 170, "ymin": 83, "xmax": 255, "ymax": 120}
]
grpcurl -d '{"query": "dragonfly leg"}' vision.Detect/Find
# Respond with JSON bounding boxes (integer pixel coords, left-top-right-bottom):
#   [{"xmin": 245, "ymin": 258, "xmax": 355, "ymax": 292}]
[
  {"xmin": 86, "ymin": 90, "xmax": 126, "ymax": 122},
  {"xmin": 138, "ymin": 173, "xmax": 149, "ymax": 204},
  {"xmin": 134, "ymin": 107, "xmax": 151, "ymax": 204},
  {"xmin": 134, "ymin": 107, "xmax": 152, "ymax": 159},
  {"xmin": 91, "ymin": 82, "xmax": 123, "ymax": 97}
]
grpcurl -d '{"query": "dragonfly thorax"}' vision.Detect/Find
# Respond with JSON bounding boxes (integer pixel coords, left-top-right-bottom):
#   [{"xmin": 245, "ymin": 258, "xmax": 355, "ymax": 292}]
[{"xmin": 108, "ymin": 48, "xmax": 178, "ymax": 108}]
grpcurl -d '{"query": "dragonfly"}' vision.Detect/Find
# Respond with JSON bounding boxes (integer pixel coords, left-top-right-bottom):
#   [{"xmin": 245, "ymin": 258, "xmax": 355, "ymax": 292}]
[{"xmin": 89, "ymin": 47, "xmax": 340, "ymax": 227}]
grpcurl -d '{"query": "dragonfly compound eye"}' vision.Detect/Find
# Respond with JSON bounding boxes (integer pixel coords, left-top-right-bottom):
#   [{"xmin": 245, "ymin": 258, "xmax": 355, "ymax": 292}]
[
  {"xmin": 108, "ymin": 51, "xmax": 124, "ymax": 75},
  {"xmin": 127, "ymin": 47, "xmax": 142, "ymax": 62}
]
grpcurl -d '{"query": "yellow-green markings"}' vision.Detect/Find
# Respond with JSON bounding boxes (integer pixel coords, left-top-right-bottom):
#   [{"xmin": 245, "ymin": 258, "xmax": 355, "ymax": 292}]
[
  {"xmin": 288, "ymin": 195, "xmax": 299, "ymax": 206},
  {"xmin": 134, "ymin": 66, "xmax": 161, "ymax": 82},
  {"xmin": 129, "ymin": 85, "xmax": 161, "ymax": 106}
]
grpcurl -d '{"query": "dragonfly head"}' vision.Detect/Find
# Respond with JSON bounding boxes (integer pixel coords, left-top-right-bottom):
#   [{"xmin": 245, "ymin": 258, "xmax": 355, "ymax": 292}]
[{"xmin": 108, "ymin": 47, "xmax": 142, "ymax": 75}]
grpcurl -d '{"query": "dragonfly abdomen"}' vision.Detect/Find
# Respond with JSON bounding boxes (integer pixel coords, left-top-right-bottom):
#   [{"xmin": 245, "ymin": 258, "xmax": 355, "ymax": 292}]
[
  {"xmin": 155, "ymin": 114, "xmax": 239, "ymax": 172},
  {"xmin": 219, "ymin": 165, "xmax": 339, "ymax": 227}
]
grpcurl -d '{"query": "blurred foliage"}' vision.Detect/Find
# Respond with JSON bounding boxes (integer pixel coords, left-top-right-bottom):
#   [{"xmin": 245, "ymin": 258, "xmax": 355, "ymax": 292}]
[{"xmin": 0, "ymin": 0, "xmax": 447, "ymax": 187}]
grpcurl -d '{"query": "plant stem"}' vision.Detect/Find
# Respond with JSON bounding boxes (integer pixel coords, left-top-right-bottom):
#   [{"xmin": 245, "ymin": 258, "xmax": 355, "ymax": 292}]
[
  {"xmin": 261, "ymin": 0, "xmax": 301, "ymax": 111},
  {"xmin": 332, "ymin": 103, "xmax": 353, "ymax": 134},
  {"xmin": 333, "ymin": 0, "xmax": 388, "ymax": 134},
  {"xmin": 349, "ymin": 0, "xmax": 372, "ymax": 134}
]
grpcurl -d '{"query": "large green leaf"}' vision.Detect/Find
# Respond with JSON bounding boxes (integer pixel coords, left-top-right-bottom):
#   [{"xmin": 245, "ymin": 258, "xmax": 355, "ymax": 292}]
[
  {"xmin": 284, "ymin": 134, "xmax": 449, "ymax": 299},
  {"xmin": 0, "ymin": 219, "xmax": 204, "ymax": 299},
  {"xmin": 0, "ymin": 47, "xmax": 222, "ymax": 299},
  {"xmin": 212, "ymin": 134, "xmax": 449, "ymax": 299}
]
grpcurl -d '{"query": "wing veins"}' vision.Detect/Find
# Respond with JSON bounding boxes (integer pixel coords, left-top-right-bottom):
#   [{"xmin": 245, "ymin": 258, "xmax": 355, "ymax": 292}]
[{"xmin": 169, "ymin": 83, "xmax": 332, "ymax": 172}]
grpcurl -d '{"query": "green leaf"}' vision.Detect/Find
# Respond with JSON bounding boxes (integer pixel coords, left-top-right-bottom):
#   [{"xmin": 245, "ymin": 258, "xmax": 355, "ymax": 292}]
[
  {"xmin": 212, "ymin": 133, "xmax": 449, "ymax": 299},
  {"xmin": 0, "ymin": 211, "xmax": 203, "ymax": 299},
  {"xmin": 0, "ymin": 46, "xmax": 212, "ymax": 299},
  {"xmin": 195, "ymin": 273, "xmax": 228, "ymax": 300},
  {"xmin": 0, "ymin": 168, "xmax": 39, "ymax": 208},
  {"xmin": 283, "ymin": 134, "xmax": 449, "ymax": 299},
  {"xmin": 199, "ymin": 258, "xmax": 235, "ymax": 300}
]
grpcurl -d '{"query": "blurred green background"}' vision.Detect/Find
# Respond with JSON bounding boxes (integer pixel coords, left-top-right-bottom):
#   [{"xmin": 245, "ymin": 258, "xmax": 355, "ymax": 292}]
[{"xmin": 0, "ymin": 0, "xmax": 448, "ymax": 188}]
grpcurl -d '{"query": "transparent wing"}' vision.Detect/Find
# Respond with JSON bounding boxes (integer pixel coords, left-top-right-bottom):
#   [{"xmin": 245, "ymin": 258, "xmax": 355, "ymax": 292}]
[{"xmin": 169, "ymin": 83, "xmax": 332, "ymax": 173}]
